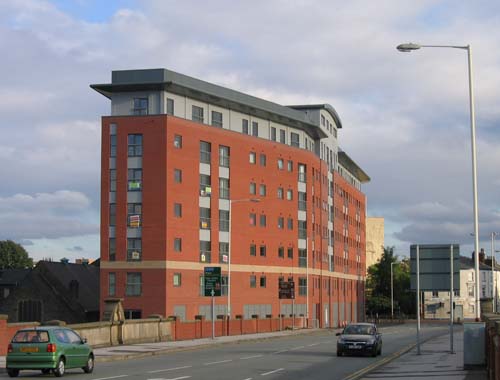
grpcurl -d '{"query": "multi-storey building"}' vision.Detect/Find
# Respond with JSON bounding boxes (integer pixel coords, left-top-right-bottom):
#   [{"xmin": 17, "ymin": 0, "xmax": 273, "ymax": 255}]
[{"xmin": 91, "ymin": 69, "xmax": 370, "ymax": 328}]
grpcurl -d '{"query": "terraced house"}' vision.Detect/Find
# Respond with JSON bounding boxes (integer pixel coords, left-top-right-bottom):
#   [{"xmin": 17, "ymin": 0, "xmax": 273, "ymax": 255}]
[{"xmin": 91, "ymin": 69, "xmax": 370, "ymax": 327}]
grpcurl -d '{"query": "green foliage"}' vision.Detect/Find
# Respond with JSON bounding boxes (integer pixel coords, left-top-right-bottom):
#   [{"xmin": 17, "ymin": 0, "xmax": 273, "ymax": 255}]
[
  {"xmin": 366, "ymin": 246, "xmax": 415, "ymax": 316},
  {"xmin": 0, "ymin": 240, "xmax": 33, "ymax": 269}
]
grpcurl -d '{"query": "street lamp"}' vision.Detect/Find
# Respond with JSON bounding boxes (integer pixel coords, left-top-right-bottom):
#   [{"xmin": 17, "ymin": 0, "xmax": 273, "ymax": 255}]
[
  {"xmin": 227, "ymin": 198, "xmax": 260, "ymax": 318},
  {"xmin": 391, "ymin": 262, "xmax": 399, "ymax": 319},
  {"xmin": 491, "ymin": 232, "xmax": 499, "ymax": 312},
  {"xmin": 397, "ymin": 42, "xmax": 481, "ymax": 319}
]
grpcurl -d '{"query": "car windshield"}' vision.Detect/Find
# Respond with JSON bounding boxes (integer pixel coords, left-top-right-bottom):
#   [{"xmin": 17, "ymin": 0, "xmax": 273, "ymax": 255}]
[
  {"xmin": 12, "ymin": 330, "xmax": 50, "ymax": 343},
  {"xmin": 344, "ymin": 325, "xmax": 374, "ymax": 335}
]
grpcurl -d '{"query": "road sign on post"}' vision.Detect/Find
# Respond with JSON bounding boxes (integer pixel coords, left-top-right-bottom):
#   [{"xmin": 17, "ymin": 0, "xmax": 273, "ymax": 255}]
[
  {"xmin": 204, "ymin": 266, "xmax": 222, "ymax": 297},
  {"xmin": 279, "ymin": 281, "xmax": 295, "ymax": 299}
]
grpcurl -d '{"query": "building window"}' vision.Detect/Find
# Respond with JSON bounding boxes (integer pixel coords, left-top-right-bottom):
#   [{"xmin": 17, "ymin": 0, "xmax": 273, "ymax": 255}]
[
  {"xmin": 110, "ymin": 169, "xmax": 116, "ymax": 192},
  {"xmin": 298, "ymin": 163, "xmax": 306, "ymax": 182},
  {"xmin": 166, "ymin": 98, "xmax": 174, "ymax": 115},
  {"xmin": 298, "ymin": 220, "xmax": 307, "ymax": 239},
  {"xmin": 124, "ymin": 309, "xmax": 142, "ymax": 319},
  {"xmin": 259, "ymin": 184, "xmax": 266, "ymax": 196},
  {"xmin": 287, "ymin": 160, "xmax": 293, "ymax": 172},
  {"xmin": 192, "ymin": 105, "xmax": 204, "ymax": 123},
  {"xmin": 260, "ymin": 245, "xmax": 266, "ymax": 257},
  {"xmin": 173, "ymin": 273, "xmax": 182, "ymax": 287},
  {"xmin": 127, "ymin": 203, "xmax": 142, "ymax": 227},
  {"xmin": 219, "ymin": 210, "xmax": 229, "ymax": 232},
  {"xmin": 290, "ymin": 132, "xmax": 300, "ymax": 147},
  {"xmin": 174, "ymin": 169, "xmax": 182, "ymax": 183},
  {"xmin": 249, "ymin": 213, "xmax": 256, "ymax": 226},
  {"xmin": 127, "ymin": 238, "xmax": 142, "ymax": 261},
  {"xmin": 200, "ymin": 174, "xmax": 211, "ymax": 196},
  {"xmin": 286, "ymin": 189, "xmax": 293, "ymax": 201},
  {"xmin": 250, "ymin": 182, "xmax": 256, "ymax": 195},
  {"xmin": 128, "ymin": 169, "xmax": 142, "ymax": 191},
  {"xmin": 109, "ymin": 273, "xmax": 116, "ymax": 296},
  {"xmin": 259, "ymin": 214, "xmax": 267, "ymax": 227},
  {"xmin": 110, "ymin": 135, "xmax": 117, "ymax": 157},
  {"xmin": 270, "ymin": 127, "xmax": 276, "ymax": 141},
  {"xmin": 287, "ymin": 217, "xmax": 293, "ymax": 230},
  {"xmin": 432, "ymin": 291, "xmax": 438, "ymax": 297},
  {"xmin": 174, "ymin": 238, "xmax": 182, "ymax": 252},
  {"xmin": 200, "ymin": 141, "xmax": 211, "ymax": 164},
  {"xmin": 174, "ymin": 203, "xmax": 182, "ymax": 217},
  {"xmin": 242, "ymin": 119, "xmax": 249, "ymax": 134},
  {"xmin": 250, "ymin": 275, "xmax": 256, "ymax": 288},
  {"xmin": 219, "ymin": 177, "xmax": 230, "ymax": 199},
  {"xmin": 219, "ymin": 242, "xmax": 229, "ymax": 264},
  {"xmin": 277, "ymin": 159, "xmax": 284, "ymax": 170},
  {"xmin": 287, "ymin": 247, "xmax": 293, "ymax": 259},
  {"xmin": 252, "ymin": 121, "xmax": 258, "ymax": 136},
  {"xmin": 200, "ymin": 240, "xmax": 211, "ymax": 263},
  {"xmin": 260, "ymin": 276, "xmax": 267, "ymax": 288},
  {"xmin": 174, "ymin": 134, "xmax": 182, "ymax": 148},
  {"xmin": 109, "ymin": 203, "xmax": 116, "ymax": 226},
  {"xmin": 299, "ymin": 277, "xmax": 307, "ymax": 296},
  {"xmin": 219, "ymin": 145, "xmax": 230, "ymax": 167},
  {"xmin": 109, "ymin": 238, "xmax": 116, "ymax": 261},
  {"xmin": 278, "ymin": 217, "xmax": 284, "ymax": 229},
  {"xmin": 298, "ymin": 192, "xmax": 307, "ymax": 211},
  {"xmin": 200, "ymin": 207, "xmax": 211, "ymax": 229},
  {"xmin": 280, "ymin": 129, "xmax": 286, "ymax": 144},
  {"xmin": 211, "ymin": 110, "xmax": 223, "ymax": 127},
  {"xmin": 278, "ymin": 246, "xmax": 284, "ymax": 258},
  {"xmin": 250, "ymin": 244, "xmax": 256, "ymax": 256},
  {"xmin": 277, "ymin": 187, "xmax": 284, "ymax": 199},
  {"xmin": 299, "ymin": 249, "xmax": 307, "ymax": 267},
  {"xmin": 126, "ymin": 273, "xmax": 142, "ymax": 296},
  {"xmin": 249, "ymin": 152, "xmax": 256, "ymax": 164},
  {"xmin": 259, "ymin": 154, "xmax": 266, "ymax": 166},
  {"xmin": 133, "ymin": 98, "xmax": 148, "ymax": 115},
  {"xmin": 128, "ymin": 134, "xmax": 143, "ymax": 157}
]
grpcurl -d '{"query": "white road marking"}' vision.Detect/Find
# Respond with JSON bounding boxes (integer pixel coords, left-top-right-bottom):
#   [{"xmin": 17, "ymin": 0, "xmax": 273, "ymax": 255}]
[
  {"xmin": 271, "ymin": 349, "xmax": 289, "ymax": 354},
  {"xmin": 242, "ymin": 378, "xmax": 253, "ymax": 380},
  {"xmin": 148, "ymin": 366, "xmax": 193, "ymax": 373},
  {"xmin": 203, "ymin": 359, "xmax": 233, "ymax": 365},
  {"xmin": 93, "ymin": 376, "xmax": 129, "ymax": 380},
  {"xmin": 307, "ymin": 343, "xmax": 320, "ymax": 347},
  {"xmin": 261, "ymin": 368, "xmax": 284, "ymax": 376},
  {"xmin": 290, "ymin": 345, "xmax": 305, "ymax": 350},
  {"xmin": 149, "ymin": 377, "xmax": 190, "ymax": 380},
  {"xmin": 240, "ymin": 354, "xmax": 263, "ymax": 360}
]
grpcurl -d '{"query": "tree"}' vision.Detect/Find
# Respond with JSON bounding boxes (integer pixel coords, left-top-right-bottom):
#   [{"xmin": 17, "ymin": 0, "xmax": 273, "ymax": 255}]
[{"xmin": 0, "ymin": 240, "xmax": 33, "ymax": 269}]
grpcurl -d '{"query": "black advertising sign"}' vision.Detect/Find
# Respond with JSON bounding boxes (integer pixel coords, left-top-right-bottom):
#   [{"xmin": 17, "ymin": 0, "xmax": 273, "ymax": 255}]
[
  {"xmin": 279, "ymin": 281, "xmax": 295, "ymax": 299},
  {"xmin": 204, "ymin": 266, "xmax": 222, "ymax": 297}
]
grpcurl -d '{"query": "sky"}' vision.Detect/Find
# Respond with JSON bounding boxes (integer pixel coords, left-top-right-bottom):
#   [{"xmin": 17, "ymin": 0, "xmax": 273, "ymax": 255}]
[{"xmin": 0, "ymin": 0, "xmax": 499, "ymax": 262}]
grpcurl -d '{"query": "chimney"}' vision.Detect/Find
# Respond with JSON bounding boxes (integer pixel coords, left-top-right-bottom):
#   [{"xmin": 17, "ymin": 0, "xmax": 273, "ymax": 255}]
[{"xmin": 479, "ymin": 248, "xmax": 486, "ymax": 263}]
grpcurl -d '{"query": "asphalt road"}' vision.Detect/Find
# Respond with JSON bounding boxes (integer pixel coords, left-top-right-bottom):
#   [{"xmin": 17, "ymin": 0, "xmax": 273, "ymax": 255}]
[{"xmin": 1, "ymin": 324, "xmax": 450, "ymax": 380}]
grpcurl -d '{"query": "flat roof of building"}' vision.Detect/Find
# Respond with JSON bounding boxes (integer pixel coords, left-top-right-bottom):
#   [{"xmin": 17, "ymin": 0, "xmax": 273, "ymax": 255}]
[
  {"xmin": 338, "ymin": 151, "xmax": 370, "ymax": 183},
  {"xmin": 91, "ymin": 68, "xmax": 330, "ymax": 139}
]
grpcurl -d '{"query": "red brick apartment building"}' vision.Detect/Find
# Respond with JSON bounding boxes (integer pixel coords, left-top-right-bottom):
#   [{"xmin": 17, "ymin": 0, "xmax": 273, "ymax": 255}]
[{"xmin": 91, "ymin": 69, "xmax": 370, "ymax": 328}]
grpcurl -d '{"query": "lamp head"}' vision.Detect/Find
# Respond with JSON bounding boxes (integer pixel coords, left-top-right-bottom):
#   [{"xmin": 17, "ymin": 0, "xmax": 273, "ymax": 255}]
[{"xmin": 397, "ymin": 43, "xmax": 422, "ymax": 52}]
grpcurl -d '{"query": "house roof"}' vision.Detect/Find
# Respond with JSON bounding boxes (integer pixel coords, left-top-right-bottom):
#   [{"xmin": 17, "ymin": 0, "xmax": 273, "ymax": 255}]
[
  {"xmin": 36, "ymin": 261, "xmax": 99, "ymax": 312},
  {"xmin": 0, "ymin": 269, "xmax": 30, "ymax": 286},
  {"xmin": 459, "ymin": 256, "xmax": 494, "ymax": 271}
]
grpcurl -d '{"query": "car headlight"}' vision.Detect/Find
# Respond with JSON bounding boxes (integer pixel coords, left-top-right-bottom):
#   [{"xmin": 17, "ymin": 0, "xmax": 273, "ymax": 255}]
[
  {"xmin": 337, "ymin": 337, "xmax": 345, "ymax": 344},
  {"xmin": 366, "ymin": 337, "xmax": 376, "ymax": 345}
]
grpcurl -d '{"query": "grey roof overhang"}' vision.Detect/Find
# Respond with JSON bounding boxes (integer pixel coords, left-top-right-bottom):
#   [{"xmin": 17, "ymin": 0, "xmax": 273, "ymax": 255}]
[
  {"xmin": 338, "ymin": 151, "xmax": 370, "ymax": 183},
  {"xmin": 288, "ymin": 104, "xmax": 343, "ymax": 129},
  {"xmin": 91, "ymin": 69, "xmax": 328, "ymax": 140}
]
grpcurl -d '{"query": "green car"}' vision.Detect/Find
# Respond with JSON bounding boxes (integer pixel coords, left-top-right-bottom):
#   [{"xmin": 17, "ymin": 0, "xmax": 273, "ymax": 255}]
[{"xmin": 6, "ymin": 326, "xmax": 94, "ymax": 377}]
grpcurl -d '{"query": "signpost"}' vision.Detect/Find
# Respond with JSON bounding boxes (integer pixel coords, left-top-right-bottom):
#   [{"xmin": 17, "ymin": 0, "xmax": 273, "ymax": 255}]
[
  {"xmin": 204, "ymin": 267, "xmax": 221, "ymax": 339},
  {"xmin": 410, "ymin": 244, "xmax": 460, "ymax": 354},
  {"xmin": 279, "ymin": 280, "xmax": 295, "ymax": 330}
]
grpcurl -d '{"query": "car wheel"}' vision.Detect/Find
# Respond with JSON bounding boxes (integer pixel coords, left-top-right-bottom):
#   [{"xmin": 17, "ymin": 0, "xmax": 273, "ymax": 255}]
[
  {"xmin": 54, "ymin": 357, "xmax": 65, "ymax": 377},
  {"xmin": 7, "ymin": 369, "xmax": 19, "ymax": 378},
  {"xmin": 378, "ymin": 345, "xmax": 382, "ymax": 356},
  {"xmin": 41, "ymin": 369, "xmax": 51, "ymax": 375},
  {"xmin": 371, "ymin": 347, "xmax": 378, "ymax": 357},
  {"xmin": 82, "ymin": 354, "xmax": 94, "ymax": 373},
  {"xmin": 337, "ymin": 350, "xmax": 342, "ymax": 357}
]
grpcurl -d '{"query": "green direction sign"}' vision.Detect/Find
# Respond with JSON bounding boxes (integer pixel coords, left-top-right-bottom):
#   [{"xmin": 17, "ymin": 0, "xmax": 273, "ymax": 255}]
[{"xmin": 204, "ymin": 266, "xmax": 221, "ymax": 297}]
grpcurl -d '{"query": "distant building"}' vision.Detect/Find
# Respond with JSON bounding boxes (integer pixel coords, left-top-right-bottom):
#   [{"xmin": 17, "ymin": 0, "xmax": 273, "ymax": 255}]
[
  {"xmin": 0, "ymin": 261, "xmax": 99, "ymax": 323},
  {"xmin": 365, "ymin": 217, "xmax": 384, "ymax": 268},
  {"xmin": 423, "ymin": 255, "xmax": 500, "ymax": 320}
]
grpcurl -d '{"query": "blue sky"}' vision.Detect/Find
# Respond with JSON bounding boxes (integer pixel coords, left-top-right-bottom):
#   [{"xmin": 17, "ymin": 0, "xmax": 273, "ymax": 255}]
[{"xmin": 0, "ymin": 0, "xmax": 499, "ymax": 262}]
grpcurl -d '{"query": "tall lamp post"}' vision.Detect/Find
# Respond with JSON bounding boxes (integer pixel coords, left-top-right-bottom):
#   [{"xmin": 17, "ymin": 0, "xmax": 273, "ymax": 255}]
[
  {"xmin": 397, "ymin": 42, "xmax": 481, "ymax": 319},
  {"xmin": 391, "ymin": 262, "xmax": 399, "ymax": 319},
  {"xmin": 227, "ymin": 198, "xmax": 260, "ymax": 318},
  {"xmin": 491, "ymin": 232, "xmax": 499, "ymax": 312}
]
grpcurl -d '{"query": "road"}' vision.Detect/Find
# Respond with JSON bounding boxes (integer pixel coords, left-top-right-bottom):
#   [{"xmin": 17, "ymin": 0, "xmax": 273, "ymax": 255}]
[{"xmin": 2, "ymin": 324, "xmax": 449, "ymax": 380}]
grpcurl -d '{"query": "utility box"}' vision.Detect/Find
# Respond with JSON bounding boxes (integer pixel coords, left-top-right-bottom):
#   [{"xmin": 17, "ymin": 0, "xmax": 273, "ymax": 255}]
[{"xmin": 463, "ymin": 322, "xmax": 485, "ymax": 368}]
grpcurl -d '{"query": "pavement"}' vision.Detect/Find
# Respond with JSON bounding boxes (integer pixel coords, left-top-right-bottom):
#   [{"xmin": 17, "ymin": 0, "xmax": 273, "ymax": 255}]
[{"xmin": 0, "ymin": 326, "xmax": 488, "ymax": 379}]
